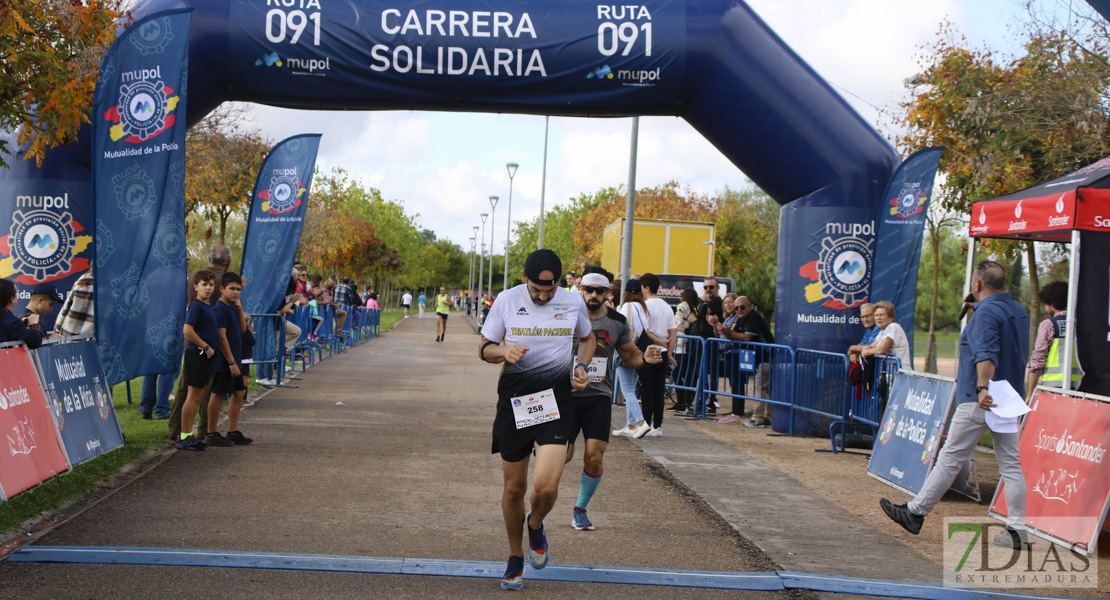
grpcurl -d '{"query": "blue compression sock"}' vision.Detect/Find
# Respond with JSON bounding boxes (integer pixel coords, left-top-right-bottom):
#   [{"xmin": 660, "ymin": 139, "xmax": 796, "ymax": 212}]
[{"xmin": 575, "ymin": 470, "xmax": 602, "ymax": 510}]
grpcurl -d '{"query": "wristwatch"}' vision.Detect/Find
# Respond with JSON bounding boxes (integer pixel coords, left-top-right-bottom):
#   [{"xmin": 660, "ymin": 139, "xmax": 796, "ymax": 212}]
[{"xmin": 975, "ymin": 385, "xmax": 988, "ymax": 394}]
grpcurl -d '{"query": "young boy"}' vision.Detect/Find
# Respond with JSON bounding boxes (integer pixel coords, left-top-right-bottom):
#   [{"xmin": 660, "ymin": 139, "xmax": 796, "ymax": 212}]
[
  {"xmin": 204, "ymin": 272, "xmax": 253, "ymax": 447},
  {"xmin": 177, "ymin": 271, "xmax": 219, "ymax": 451},
  {"xmin": 21, "ymin": 283, "xmax": 64, "ymax": 337}
]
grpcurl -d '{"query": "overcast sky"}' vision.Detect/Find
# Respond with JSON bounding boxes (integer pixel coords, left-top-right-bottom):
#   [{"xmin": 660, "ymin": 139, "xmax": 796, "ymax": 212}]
[{"xmin": 237, "ymin": 0, "xmax": 1032, "ymax": 254}]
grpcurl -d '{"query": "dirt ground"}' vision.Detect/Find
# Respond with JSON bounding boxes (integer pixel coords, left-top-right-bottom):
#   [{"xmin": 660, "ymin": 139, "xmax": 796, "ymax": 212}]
[{"xmin": 680, "ymin": 404, "xmax": 1110, "ymax": 598}]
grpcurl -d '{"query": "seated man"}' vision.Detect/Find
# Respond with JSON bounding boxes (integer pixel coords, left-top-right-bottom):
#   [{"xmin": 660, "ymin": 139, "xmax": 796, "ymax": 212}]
[{"xmin": 846, "ymin": 303, "xmax": 878, "ymax": 364}]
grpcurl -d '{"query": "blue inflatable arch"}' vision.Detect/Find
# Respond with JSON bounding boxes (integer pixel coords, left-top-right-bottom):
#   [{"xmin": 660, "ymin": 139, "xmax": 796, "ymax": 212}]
[{"xmin": 4, "ymin": 0, "xmax": 898, "ymax": 352}]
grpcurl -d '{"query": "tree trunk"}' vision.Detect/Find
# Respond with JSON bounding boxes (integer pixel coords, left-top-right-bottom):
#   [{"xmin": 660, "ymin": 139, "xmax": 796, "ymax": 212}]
[{"xmin": 218, "ymin": 207, "xmax": 230, "ymax": 246}]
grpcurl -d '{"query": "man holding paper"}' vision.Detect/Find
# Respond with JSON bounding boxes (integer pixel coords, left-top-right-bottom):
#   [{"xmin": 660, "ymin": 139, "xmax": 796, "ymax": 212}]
[{"xmin": 881, "ymin": 261, "xmax": 1031, "ymax": 549}]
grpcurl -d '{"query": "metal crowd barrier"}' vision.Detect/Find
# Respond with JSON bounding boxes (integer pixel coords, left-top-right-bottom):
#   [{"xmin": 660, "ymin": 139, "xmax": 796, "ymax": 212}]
[
  {"xmin": 854, "ymin": 355, "xmax": 901, "ymax": 427},
  {"xmin": 665, "ymin": 335, "xmax": 708, "ymax": 417},
  {"xmin": 703, "ymin": 338, "xmax": 796, "ymax": 424},
  {"xmin": 790, "ymin": 349, "xmax": 851, "ymax": 437}
]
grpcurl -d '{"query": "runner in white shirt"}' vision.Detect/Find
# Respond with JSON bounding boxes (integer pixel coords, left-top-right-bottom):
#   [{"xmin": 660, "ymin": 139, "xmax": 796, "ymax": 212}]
[
  {"xmin": 401, "ymin": 292, "xmax": 412, "ymax": 319},
  {"xmin": 479, "ymin": 249, "xmax": 595, "ymax": 591}
]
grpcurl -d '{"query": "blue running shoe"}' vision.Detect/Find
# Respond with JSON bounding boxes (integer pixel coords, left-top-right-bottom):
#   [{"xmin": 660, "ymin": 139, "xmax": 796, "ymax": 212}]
[
  {"xmin": 572, "ymin": 507, "xmax": 594, "ymax": 531},
  {"xmin": 500, "ymin": 556, "xmax": 524, "ymax": 590},
  {"xmin": 525, "ymin": 511, "xmax": 550, "ymax": 569}
]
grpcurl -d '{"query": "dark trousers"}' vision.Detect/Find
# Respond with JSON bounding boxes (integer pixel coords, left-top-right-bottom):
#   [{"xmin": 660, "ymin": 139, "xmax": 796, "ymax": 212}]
[
  {"xmin": 674, "ymin": 344, "xmax": 701, "ymax": 408},
  {"xmin": 638, "ymin": 353, "xmax": 668, "ymax": 429}
]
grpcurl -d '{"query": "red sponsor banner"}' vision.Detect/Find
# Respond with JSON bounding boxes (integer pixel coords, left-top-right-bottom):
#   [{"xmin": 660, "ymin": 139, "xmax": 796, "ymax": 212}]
[
  {"xmin": 969, "ymin": 192, "xmax": 1076, "ymax": 241},
  {"xmin": 991, "ymin": 391, "xmax": 1110, "ymax": 554},
  {"xmin": 0, "ymin": 345, "xmax": 69, "ymax": 499},
  {"xmin": 1074, "ymin": 187, "xmax": 1110, "ymax": 232}
]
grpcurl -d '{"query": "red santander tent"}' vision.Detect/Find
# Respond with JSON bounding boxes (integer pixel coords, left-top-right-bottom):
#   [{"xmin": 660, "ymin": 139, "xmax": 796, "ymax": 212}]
[{"xmin": 968, "ymin": 156, "xmax": 1110, "ymax": 395}]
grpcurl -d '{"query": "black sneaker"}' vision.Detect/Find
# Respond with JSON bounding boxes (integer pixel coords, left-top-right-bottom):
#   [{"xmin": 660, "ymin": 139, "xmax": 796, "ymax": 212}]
[
  {"xmin": 175, "ymin": 435, "xmax": 206, "ymax": 451},
  {"xmin": 204, "ymin": 432, "xmax": 234, "ymax": 447},
  {"xmin": 226, "ymin": 430, "xmax": 253, "ymax": 445},
  {"xmin": 140, "ymin": 411, "xmax": 152, "ymax": 420},
  {"xmin": 993, "ymin": 528, "xmax": 1031, "ymax": 549},
  {"xmin": 880, "ymin": 498, "xmax": 924, "ymax": 534}
]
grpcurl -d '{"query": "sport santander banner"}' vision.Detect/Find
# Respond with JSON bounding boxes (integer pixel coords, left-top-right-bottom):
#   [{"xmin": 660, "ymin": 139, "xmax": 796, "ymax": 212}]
[
  {"xmin": 91, "ymin": 10, "xmax": 192, "ymax": 384},
  {"xmin": 990, "ymin": 390, "xmax": 1110, "ymax": 556},
  {"xmin": 869, "ymin": 147, "xmax": 943, "ymax": 365},
  {"xmin": 0, "ymin": 345, "xmax": 70, "ymax": 500},
  {"xmin": 35, "ymin": 340, "xmax": 124, "ymax": 465},
  {"xmin": 239, "ymin": 134, "xmax": 321, "ymax": 315},
  {"xmin": 867, "ymin": 370, "xmax": 955, "ymax": 495}
]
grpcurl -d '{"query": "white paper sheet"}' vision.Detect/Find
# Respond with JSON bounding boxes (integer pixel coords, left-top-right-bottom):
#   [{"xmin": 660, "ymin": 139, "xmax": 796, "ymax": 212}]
[{"xmin": 984, "ymin": 379, "xmax": 1031, "ymax": 433}]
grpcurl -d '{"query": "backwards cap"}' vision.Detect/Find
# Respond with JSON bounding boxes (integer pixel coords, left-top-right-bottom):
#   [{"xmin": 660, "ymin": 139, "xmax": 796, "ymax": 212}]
[{"xmin": 523, "ymin": 249, "xmax": 562, "ymax": 286}]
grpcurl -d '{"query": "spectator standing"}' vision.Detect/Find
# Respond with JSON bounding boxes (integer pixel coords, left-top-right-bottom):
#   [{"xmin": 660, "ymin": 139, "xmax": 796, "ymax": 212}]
[
  {"xmin": 723, "ymin": 296, "xmax": 775, "ymax": 427},
  {"xmin": 54, "ymin": 269, "xmax": 95, "ymax": 337},
  {"xmin": 614, "ymin": 277, "xmax": 651, "ymax": 438},
  {"xmin": 882, "ymin": 261, "xmax": 1031, "ymax": 548},
  {"xmin": 318, "ymin": 279, "xmax": 347, "ymax": 334},
  {"xmin": 20, "ymin": 283, "xmax": 64, "ymax": 338},
  {"xmin": 0, "ymin": 278, "xmax": 44, "ymax": 348},
  {"xmin": 167, "ymin": 246, "xmax": 230, "ymax": 440},
  {"xmin": 203, "ymin": 272, "xmax": 252, "ymax": 447},
  {"xmin": 638, "ymin": 273, "xmax": 676, "ymax": 435},
  {"xmin": 687, "ymin": 277, "xmax": 724, "ymax": 415},
  {"xmin": 671, "ymin": 287, "xmax": 699, "ymax": 413},
  {"xmin": 1026, "ymin": 280, "xmax": 1082, "ymax": 394},
  {"xmin": 175, "ymin": 270, "xmax": 220, "ymax": 451},
  {"xmin": 862, "ymin": 301, "xmax": 911, "ymax": 367}
]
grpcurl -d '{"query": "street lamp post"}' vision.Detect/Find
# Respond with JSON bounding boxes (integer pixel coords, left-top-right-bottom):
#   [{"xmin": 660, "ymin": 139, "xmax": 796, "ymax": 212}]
[
  {"xmin": 488, "ymin": 195, "xmax": 499, "ymax": 297},
  {"xmin": 468, "ymin": 236, "xmax": 476, "ymax": 316},
  {"xmin": 479, "ymin": 213, "xmax": 488, "ymax": 312},
  {"xmin": 503, "ymin": 162, "xmax": 518, "ymax": 291}
]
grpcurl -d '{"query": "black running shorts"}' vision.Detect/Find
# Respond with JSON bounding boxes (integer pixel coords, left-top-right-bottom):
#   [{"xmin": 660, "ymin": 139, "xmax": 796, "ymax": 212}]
[
  {"xmin": 568, "ymin": 395, "xmax": 612, "ymax": 443},
  {"xmin": 183, "ymin": 350, "xmax": 213, "ymax": 388},
  {"xmin": 211, "ymin": 370, "xmax": 247, "ymax": 395},
  {"xmin": 436, "ymin": 311, "xmax": 449, "ymax": 320},
  {"xmin": 492, "ymin": 387, "xmax": 574, "ymax": 463}
]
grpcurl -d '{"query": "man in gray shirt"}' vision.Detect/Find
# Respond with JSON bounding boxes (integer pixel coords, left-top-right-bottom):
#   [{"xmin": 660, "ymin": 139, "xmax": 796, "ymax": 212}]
[{"xmin": 567, "ymin": 267, "xmax": 662, "ymax": 531}]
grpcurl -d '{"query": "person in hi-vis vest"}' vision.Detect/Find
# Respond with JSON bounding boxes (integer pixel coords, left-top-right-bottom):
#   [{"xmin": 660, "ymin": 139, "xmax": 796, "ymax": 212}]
[{"xmin": 1027, "ymin": 281, "xmax": 1083, "ymax": 396}]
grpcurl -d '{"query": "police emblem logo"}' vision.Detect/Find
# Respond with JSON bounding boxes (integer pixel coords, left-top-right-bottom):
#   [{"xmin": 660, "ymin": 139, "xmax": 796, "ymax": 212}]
[
  {"xmin": 95, "ymin": 380, "xmax": 112, "ymax": 421},
  {"xmin": 129, "ymin": 16, "xmax": 174, "ymax": 55},
  {"xmin": 113, "ymin": 163, "xmax": 158, "ymax": 220},
  {"xmin": 95, "ymin": 219, "xmax": 116, "ymax": 268},
  {"xmin": 99, "ymin": 341, "xmax": 128, "ymax": 386},
  {"xmin": 50, "ymin": 389, "xmax": 65, "ymax": 431},
  {"xmin": 147, "ymin": 313, "xmax": 181, "ymax": 371},
  {"xmin": 111, "ymin": 265, "xmax": 151, "ymax": 319},
  {"xmin": 119, "ymin": 80, "xmax": 168, "ymax": 141},
  {"xmin": 816, "ymin": 236, "xmax": 872, "ymax": 308},
  {"xmin": 888, "ymin": 184, "xmax": 928, "ymax": 219},
  {"xmin": 257, "ymin": 226, "xmax": 283, "ymax": 263},
  {"xmin": 9, "ymin": 210, "xmax": 76, "ymax": 281},
  {"xmin": 261, "ymin": 173, "xmax": 304, "ymax": 215},
  {"xmin": 153, "ymin": 213, "xmax": 185, "ymax": 268}
]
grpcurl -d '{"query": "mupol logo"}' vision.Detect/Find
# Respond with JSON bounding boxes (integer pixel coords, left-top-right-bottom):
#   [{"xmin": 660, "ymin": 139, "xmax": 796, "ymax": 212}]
[
  {"xmin": 837, "ymin": 259, "xmax": 864, "ymax": 277},
  {"xmin": 587, "ymin": 65, "xmax": 613, "ymax": 80},
  {"xmin": 27, "ymin": 233, "xmax": 55, "ymax": 250},
  {"xmin": 255, "ymin": 52, "xmax": 283, "ymax": 67},
  {"xmin": 798, "ymin": 221, "xmax": 874, "ymax": 310}
]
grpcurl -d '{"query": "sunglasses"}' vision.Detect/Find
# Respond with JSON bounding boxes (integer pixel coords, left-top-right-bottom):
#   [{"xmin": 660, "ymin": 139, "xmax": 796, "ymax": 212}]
[
  {"xmin": 704, "ymin": 285, "xmax": 717, "ymax": 290},
  {"xmin": 581, "ymin": 285, "xmax": 608, "ymax": 295}
]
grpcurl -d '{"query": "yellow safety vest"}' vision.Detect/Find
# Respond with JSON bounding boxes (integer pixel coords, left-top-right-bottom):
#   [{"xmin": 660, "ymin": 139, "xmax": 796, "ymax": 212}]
[{"xmin": 1042, "ymin": 312, "xmax": 1083, "ymax": 386}]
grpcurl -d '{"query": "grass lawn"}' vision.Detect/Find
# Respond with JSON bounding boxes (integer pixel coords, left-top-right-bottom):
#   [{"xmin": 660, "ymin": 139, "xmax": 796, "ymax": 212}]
[{"xmin": 913, "ymin": 329, "xmax": 960, "ymax": 360}]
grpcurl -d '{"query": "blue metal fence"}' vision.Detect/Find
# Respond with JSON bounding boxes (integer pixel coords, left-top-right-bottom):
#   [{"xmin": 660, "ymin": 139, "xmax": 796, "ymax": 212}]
[{"xmin": 703, "ymin": 338, "xmax": 796, "ymax": 423}]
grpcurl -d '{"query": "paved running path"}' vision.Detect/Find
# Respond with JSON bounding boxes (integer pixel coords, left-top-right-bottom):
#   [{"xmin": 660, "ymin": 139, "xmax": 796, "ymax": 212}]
[{"xmin": 0, "ymin": 315, "xmax": 800, "ymax": 599}]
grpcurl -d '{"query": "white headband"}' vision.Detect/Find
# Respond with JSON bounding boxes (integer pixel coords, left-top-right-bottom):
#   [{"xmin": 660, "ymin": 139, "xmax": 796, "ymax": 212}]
[{"xmin": 581, "ymin": 273, "xmax": 610, "ymax": 288}]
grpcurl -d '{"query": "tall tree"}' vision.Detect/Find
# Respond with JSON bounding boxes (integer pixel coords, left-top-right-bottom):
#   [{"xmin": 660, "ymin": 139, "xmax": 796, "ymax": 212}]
[
  {"xmin": 0, "ymin": 1, "xmax": 125, "ymax": 167},
  {"xmin": 889, "ymin": 20, "xmax": 1110, "ymax": 331}
]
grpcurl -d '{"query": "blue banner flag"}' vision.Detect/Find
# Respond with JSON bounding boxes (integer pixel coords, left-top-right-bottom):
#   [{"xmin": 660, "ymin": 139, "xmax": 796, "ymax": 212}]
[
  {"xmin": 91, "ymin": 10, "xmax": 192, "ymax": 384},
  {"xmin": 35, "ymin": 340, "xmax": 125, "ymax": 465},
  {"xmin": 239, "ymin": 135, "xmax": 322, "ymax": 315},
  {"xmin": 867, "ymin": 371, "xmax": 955, "ymax": 496},
  {"xmin": 869, "ymin": 147, "xmax": 943, "ymax": 365}
]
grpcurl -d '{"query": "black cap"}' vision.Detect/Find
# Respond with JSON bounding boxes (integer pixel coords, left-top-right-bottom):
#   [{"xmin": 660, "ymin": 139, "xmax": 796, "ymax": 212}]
[
  {"xmin": 523, "ymin": 249, "xmax": 562, "ymax": 285},
  {"xmin": 30, "ymin": 283, "xmax": 64, "ymax": 303},
  {"xmin": 624, "ymin": 279, "xmax": 642, "ymax": 294}
]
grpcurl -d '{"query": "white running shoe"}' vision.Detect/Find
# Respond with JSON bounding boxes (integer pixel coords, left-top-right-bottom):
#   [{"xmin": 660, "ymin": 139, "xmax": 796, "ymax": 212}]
[
  {"xmin": 645, "ymin": 427, "xmax": 662, "ymax": 437},
  {"xmin": 632, "ymin": 422, "xmax": 652, "ymax": 439},
  {"xmin": 612, "ymin": 426, "xmax": 635, "ymax": 437}
]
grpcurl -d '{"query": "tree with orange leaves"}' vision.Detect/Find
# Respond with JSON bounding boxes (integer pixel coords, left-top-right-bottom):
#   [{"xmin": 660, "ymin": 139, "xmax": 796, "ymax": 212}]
[{"xmin": 0, "ymin": 0, "xmax": 125, "ymax": 168}]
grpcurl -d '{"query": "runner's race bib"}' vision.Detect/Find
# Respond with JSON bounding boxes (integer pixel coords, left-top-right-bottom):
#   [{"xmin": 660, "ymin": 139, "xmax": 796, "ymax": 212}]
[
  {"xmin": 511, "ymin": 388, "xmax": 559, "ymax": 429},
  {"xmin": 573, "ymin": 355, "xmax": 608, "ymax": 383}
]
